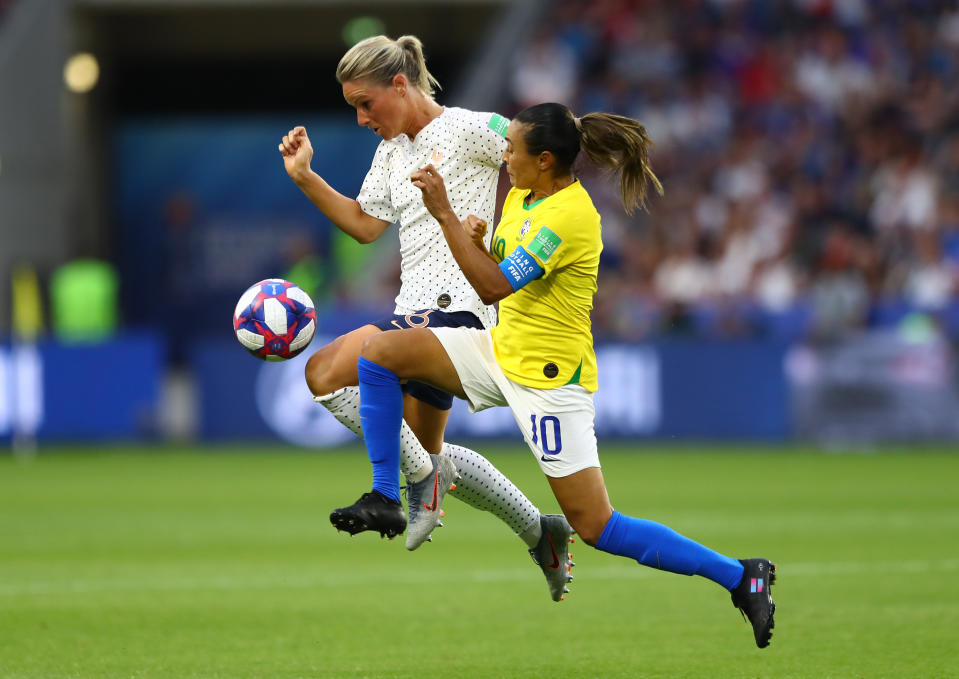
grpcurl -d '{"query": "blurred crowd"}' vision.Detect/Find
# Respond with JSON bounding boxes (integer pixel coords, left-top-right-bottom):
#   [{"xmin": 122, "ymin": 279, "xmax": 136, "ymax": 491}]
[{"xmin": 497, "ymin": 0, "xmax": 959, "ymax": 343}]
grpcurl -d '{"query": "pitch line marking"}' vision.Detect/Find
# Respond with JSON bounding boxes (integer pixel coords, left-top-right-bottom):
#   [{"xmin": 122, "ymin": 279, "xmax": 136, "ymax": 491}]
[{"xmin": 1, "ymin": 558, "xmax": 958, "ymax": 597}]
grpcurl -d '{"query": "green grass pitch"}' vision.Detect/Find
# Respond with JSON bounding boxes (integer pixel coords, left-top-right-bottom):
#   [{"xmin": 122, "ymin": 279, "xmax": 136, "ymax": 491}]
[{"xmin": 1, "ymin": 443, "xmax": 957, "ymax": 678}]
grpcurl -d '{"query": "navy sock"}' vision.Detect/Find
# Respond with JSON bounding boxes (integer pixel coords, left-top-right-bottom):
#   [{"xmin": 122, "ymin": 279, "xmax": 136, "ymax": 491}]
[
  {"xmin": 356, "ymin": 356, "xmax": 403, "ymax": 503},
  {"xmin": 596, "ymin": 510, "xmax": 744, "ymax": 590}
]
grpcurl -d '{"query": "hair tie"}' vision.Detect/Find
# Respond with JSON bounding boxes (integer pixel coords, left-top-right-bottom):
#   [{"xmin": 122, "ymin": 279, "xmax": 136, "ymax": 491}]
[{"xmin": 573, "ymin": 116, "xmax": 583, "ymax": 133}]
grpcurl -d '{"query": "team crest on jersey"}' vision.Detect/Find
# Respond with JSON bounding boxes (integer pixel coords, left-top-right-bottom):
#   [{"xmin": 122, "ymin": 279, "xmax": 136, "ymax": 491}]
[{"xmin": 519, "ymin": 219, "xmax": 532, "ymax": 239}]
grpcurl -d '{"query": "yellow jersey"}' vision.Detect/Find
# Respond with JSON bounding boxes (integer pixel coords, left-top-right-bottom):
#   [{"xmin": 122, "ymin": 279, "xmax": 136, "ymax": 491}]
[{"xmin": 489, "ymin": 180, "xmax": 601, "ymax": 391}]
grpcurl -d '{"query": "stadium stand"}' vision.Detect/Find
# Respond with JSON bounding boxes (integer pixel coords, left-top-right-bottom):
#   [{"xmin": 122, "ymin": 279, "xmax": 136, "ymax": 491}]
[{"xmin": 494, "ymin": 0, "xmax": 959, "ymax": 342}]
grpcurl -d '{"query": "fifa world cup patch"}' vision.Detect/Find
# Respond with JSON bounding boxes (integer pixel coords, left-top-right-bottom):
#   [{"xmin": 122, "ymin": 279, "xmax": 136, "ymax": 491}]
[
  {"xmin": 488, "ymin": 113, "xmax": 510, "ymax": 138},
  {"xmin": 528, "ymin": 226, "xmax": 562, "ymax": 262},
  {"xmin": 750, "ymin": 578, "xmax": 764, "ymax": 593}
]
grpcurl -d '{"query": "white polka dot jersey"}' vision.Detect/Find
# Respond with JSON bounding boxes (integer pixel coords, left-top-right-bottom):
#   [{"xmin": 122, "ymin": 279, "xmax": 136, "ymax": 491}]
[{"xmin": 356, "ymin": 107, "xmax": 509, "ymax": 329}]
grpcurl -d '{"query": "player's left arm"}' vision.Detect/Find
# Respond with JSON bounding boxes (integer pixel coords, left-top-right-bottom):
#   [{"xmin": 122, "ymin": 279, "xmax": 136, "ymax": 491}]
[{"xmin": 412, "ymin": 165, "xmax": 515, "ymax": 304}]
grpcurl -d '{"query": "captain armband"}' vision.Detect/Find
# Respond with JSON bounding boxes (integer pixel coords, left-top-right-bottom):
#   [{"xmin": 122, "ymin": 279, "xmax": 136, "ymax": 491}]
[{"xmin": 498, "ymin": 245, "xmax": 544, "ymax": 291}]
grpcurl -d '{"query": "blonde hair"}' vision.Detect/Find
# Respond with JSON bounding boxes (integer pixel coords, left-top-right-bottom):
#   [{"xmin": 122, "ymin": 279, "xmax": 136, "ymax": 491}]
[{"xmin": 335, "ymin": 35, "xmax": 441, "ymax": 97}]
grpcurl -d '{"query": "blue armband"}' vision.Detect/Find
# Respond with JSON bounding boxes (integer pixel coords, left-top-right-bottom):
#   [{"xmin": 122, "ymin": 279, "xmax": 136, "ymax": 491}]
[{"xmin": 499, "ymin": 245, "xmax": 544, "ymax": 291}]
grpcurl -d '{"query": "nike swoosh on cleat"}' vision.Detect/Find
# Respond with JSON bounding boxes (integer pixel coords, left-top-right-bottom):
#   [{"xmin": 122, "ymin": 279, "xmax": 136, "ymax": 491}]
[
  {"xmin": 546, "ymin": 534, "xmax": 560, "ymax": 569},
  {"xmin": 423, "ymin": 470, "xmax": 440, "ymax": 512}
]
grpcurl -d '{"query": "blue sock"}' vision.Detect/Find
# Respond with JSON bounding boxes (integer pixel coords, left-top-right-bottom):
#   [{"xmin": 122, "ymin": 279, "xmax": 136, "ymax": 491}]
[
  {"xmin": 356, "ymin": 356, "xmax": 403, "ymax": 503},
  {"xmin": 596, "ymin": 510, "xmax": 744, "ymax": 590}
]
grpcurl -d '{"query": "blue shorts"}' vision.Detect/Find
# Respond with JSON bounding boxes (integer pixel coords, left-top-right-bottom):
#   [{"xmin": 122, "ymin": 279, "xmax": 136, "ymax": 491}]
[{"xmin": 370, "ymin": 309, "xmax": 486, "ymax": 410}]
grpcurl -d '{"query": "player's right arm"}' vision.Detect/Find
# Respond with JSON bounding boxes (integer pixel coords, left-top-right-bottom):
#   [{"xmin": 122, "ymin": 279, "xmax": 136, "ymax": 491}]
[
  {"xmin": 463, "ymin": 215, "xmax": 500, "ymax": 265},
  {"xmin": 280, "ymin": 126, "xmax": 391, "ymax": 244}
]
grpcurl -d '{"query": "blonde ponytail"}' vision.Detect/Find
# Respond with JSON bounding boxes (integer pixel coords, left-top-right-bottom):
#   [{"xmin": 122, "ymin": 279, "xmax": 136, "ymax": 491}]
[{"xmin": 336, "ymin": 34, "xmax": 441, "ymax": 97}]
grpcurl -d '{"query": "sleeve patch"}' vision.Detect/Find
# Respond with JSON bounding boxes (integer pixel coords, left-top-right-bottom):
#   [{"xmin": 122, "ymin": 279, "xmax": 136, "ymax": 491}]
[
  {"xmin": 527, "ymin": 226, "xmax": 562, "ymax": 263},
  {"xmin": 488, "ymin": 113, "xmax": 510, "ymax": 138},
  {"xmin": 499, "ymin": 245, "xmax": 544, "ymax": 291}
]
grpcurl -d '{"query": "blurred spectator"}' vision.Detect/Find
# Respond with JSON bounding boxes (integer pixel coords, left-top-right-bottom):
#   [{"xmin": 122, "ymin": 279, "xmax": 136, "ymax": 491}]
[
  {"xmin": 508, "ymin": 27, "xmax": 580, "ymax": 110},
  {"xmin": 497, "ymin": 0, "xmax": 959, "ymax": 342},
  {"xmin": 901, "ymin": 230, "xmax": 956, "ymax": 311}
]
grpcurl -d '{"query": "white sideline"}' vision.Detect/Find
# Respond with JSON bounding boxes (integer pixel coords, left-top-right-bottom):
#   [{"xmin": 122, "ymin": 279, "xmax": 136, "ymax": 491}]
[{"xmin": 2, "ymin": 558, "xmax": 958, "ymax": 597}]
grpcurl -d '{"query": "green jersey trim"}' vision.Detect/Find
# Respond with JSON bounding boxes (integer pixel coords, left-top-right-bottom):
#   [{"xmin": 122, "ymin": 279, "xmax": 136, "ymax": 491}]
[
  {"xmin": 522, "ymin": 195, "xmax": 547, "ymax": 210},
  {"xmin": 564, "ymin": 359, "xmax": 583, "ymax": 386}
]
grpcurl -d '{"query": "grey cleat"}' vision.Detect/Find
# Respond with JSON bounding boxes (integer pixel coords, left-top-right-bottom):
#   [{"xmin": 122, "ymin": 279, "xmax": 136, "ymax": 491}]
[
  {"xmin": 529, "ymin": 514, "xmax": 575, "ymax": 602},
  {"xmin": 404, "ymin": 453, "xmax": 459, "ymax": 551}
]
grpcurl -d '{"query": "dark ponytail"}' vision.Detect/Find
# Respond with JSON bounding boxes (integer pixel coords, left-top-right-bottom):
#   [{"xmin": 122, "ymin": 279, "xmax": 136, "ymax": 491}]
[{"xmin": 514, "ymin": 103, "xmax": 663, "ymax": 214}]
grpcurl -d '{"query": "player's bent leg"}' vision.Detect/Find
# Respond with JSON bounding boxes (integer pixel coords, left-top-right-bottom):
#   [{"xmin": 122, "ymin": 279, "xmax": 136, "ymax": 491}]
[
  {"xmin": 329, "ymin": 356, "xmax": 410, "ymax": 539},
  {"xmin": 356, "ymin": 330, "xmax": 464, "ymax": 523},
  {"xmin": 401, "ymin": 395, "xmax": 456, "ymax": 549},
  {"xmin": 315, "ymin": 330, "xmax": 458, "ymax": 543},
  {"xmin": 549, "ymin": 467, "xmax": 743, "ymax": 586},
  {"xmin": 305, "ymin": 324, "xmax": 381, "ymax": 396},
  {"xmin": 308, "ymin": 326, "xmax": 379, "ymax": 448},
  {"xmin": 360, "ymin": 328, "xmax": 467, "ymax": 399},
  {"xmin": 324, "ymin": 403, "xmax": 440, "ymax": 541},
  {"xmin": 352, "ymin": 332, "xmax": 462, "ymax": 530},
  {"xmin": 402, "ymin": 396, "xmax": 449, "ymax": 456},
  {"xmin": 550, "ymin": 468, "xmax": 775, "ymax": 647},
  {"xmin": 546, "ymin": 466, "xmax": 613, "ymax": 546}
]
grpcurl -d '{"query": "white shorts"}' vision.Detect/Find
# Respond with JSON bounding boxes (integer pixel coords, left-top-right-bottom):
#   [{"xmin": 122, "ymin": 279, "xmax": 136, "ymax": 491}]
[{"xmin": 430, "ymin": 326, "xmax": 600, "ymax": 478}]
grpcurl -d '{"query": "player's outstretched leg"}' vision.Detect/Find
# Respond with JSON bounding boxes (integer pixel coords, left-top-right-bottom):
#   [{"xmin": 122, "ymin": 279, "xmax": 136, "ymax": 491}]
[
  {"xmin": 527, "ymin": 514, "xmax": 575, "ymax": 602},
  {"xmin": 730, "ymin": 558, "xmax": 777, "ymax": 648},
  {"xmin": 329, "ymin": 490, "xmax": 407, "ymax": 539},
  {"xmin": 404, "ymin": 453, "xmax": 459, "ymax": 550},
  {"xmin": 594, "ymin": 510, "xmax": 777, "ymax": 647}
]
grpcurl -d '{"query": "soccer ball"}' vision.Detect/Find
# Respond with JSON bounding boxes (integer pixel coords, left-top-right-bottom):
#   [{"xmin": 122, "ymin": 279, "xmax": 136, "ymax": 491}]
[{"xmin": 233, "ymin": 278, "xmax": 316, "ymax": 361}]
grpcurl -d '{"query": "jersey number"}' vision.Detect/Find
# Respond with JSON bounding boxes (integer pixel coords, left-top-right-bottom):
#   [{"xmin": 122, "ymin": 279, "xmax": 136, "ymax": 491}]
[
  {"xmin": 530, "ymin": 414, "xmax": 562, "ymax": 455},
  {"xmin": 491, "ymin": 236, "xmax": 506, "ymax": 261},
  {"xmin": 391, "ymin": 309, "xmax": 435, "ymax": 329}
]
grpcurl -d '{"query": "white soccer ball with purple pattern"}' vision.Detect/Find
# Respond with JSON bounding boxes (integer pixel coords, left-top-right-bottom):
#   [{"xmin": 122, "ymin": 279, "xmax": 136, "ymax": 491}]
[{"xmin": 233, "ymin": 278, "xmax": 316, "ymax": 361}]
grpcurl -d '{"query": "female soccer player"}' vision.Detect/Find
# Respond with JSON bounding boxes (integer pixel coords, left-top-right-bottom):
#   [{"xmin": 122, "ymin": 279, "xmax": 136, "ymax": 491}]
[
  {"xmin": 278, "ymin": 35, "xmax": 573, "ymax": 601},
  {"xmin": 349, "ymin": 102, "xmax": 777, "ymax": 647}
]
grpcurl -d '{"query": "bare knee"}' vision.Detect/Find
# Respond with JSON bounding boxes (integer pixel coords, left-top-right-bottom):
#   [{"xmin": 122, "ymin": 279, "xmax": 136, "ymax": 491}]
[
  {"xmin": 547, "ymin": 469, "xmax": 614, "ymax": 547},
  {"xmin": 570, "ymin": 517, "xmax": 608, "ymax": 547},
  {"xmin": 304, "ymin": 348, "xmax": 334, "ymax": 396},
  {"xmin": 562, "ymin": 506, "xmax": 613, "ymax": 547},
  {"xmin": 306, "ymin": 326, "xmax": 381, "ymax": 396},
  {"xmin": 305, "ymin": 340, "xmax": 360, "ymax": 396},
  {"xmin": 359, "ymin": 332, "xmax": 399, "ymax": 370}
]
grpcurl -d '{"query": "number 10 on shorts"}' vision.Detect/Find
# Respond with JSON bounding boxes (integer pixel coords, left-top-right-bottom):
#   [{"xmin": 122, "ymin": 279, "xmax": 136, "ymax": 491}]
[{"xmin": 530, "ymin": 414, "xmax": 563, "ymax": 455}]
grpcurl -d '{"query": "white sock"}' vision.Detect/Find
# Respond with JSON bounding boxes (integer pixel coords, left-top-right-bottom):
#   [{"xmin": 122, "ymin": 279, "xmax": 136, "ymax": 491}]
[
  {"xmin": 519, "ymin": 520, "xmax": 544, "ymax": 548},
  {"xmin": 443, "ymin": 442, "xmax": 541, "ymax": 546},
  {"xmin": 314, "ymin": 386, "xmax": 432, "ymax": 481}
]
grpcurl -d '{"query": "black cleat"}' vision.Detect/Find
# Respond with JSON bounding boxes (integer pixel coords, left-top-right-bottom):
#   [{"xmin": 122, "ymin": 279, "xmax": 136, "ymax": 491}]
[
  {"xmin": 731, "ymin": 558, "xmax": 777, "ymax": 648},
  {"xmin": 330, "ymin": 490, "xmax": 407, "ymax": 539}
]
